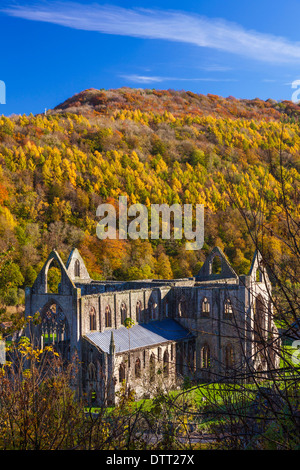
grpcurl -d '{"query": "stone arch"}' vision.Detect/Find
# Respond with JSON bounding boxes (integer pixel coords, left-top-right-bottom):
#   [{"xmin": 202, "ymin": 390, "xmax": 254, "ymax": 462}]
[
  {"xmin": 32, "ymin": 250, "xmax": 75, "ymax": 295},
  {"xmin": 40, "ymin": 301, "xmax": 70, "ymax": 360},
  {"xmin": 45, "ymin": 257, "xmax": 62, "ymax": 294},
  {"xmin": 210, "ymin": 254, "xmax": 222, "ymax": 275}
]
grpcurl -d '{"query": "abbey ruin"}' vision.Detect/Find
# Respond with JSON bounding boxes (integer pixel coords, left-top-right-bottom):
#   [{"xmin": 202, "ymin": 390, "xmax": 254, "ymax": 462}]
[{"xmin": 25, "ymin": 246, "xmax": 280, "ymax": 405}]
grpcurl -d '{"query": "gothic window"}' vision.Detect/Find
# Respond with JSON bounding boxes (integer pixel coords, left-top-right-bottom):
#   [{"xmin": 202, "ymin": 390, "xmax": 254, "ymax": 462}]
[
  {"xmin": 148, "ymin": 300, "xmax": 156, "ymax": 320},
  {"xmin": 89, "ymin": 307, "xmax": 96, "ymax": 331},
  {"xmin": 74, "ymin": 259, "xmax": 80, "ymax": 278},
  {"xmin": 136, "ymin": 300, "xmax": 142, "ymax": 322},
  {"xmin": 201, "ymin": 297, "xmax": 210, "ymax": 317},
  {"xmin": 224, "ymin": 298, "xmax": 233, "ymax": 319},
  {"xmin": 88, "ymin": 362, "xmax": 96, "ymax": 381},
  {"xmin": 143, "ymin": 350, "xmax": 146, "ymax": 368},
  {"xmin": 135, "ymin": 358, "xmax": 141, "ymax": 378},
  {"xmin": 178, "ymin": 296, "xmax": 186, "ymax": 317},
  {"xmin": 119, "ymin": 363, "xmax": 126, "ymax": 383},
  {"xmin": 225, "ymin": 344, "xmax": 234, "ymax": 369},
  {"xmin": 105, "ymin": 305, "xmax": 112, "ymax": 328},
  {"xmin": 254, "ymin": 295, "xmax": 266, "ymax": 346},
  {"xmin": 256, "ymin": 268, "xmax": 261, "ymax": 282},
  {"xmin": 149, "ymin": 353, "xmax": 155, "ymax": 382},
  {"xmin": 165, "ymin": 300, "xmax": 169, "ymax": 317},
  {"xmin": 211, "ymin": 255, "xmax": 222, "ymax": 275},
  {"xmin": 201, "ymin": 344, "xmax": 210, "ymax": 368},
  {"xmin": 157, "ymin": 347, "xmax": 162, "ymax": 361},
  {"xmin": 163, "ymin": 350, "xmax": 169, "ymax": 378},
  {"xmin": 120, "ymin": 302, "xmax": 127, "ymax": 325},
  {"xmin": 46, "ymin": 259, "xmax": 62, "ymax": 294},
  {"xmin": 41, "ymin": 302, "xmax": 70, "ymax": 359}
]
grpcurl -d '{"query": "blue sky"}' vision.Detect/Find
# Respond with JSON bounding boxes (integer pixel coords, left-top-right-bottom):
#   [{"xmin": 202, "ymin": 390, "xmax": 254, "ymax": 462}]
[{"xmin": 1, "ymin": 0, "xmax": 300, "ymax": 116}]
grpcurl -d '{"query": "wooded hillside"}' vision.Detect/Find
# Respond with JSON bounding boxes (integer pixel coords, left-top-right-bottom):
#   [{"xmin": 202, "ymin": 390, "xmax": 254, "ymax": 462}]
[{"xmin": 0, "ymin": 87, "xmax": 299, "ymax": 307}]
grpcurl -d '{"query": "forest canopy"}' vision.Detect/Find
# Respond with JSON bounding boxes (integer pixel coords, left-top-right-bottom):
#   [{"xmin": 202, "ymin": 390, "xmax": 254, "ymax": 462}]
[{"xmin": 0, "ymin": 87, "xmax": 299, "ymax": 307}]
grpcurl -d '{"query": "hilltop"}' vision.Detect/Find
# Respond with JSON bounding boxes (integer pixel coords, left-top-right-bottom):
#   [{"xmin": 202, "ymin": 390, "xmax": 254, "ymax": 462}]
[{"xmin": 52, "ymin": 87, "xmax": 300, "ymax": 121}]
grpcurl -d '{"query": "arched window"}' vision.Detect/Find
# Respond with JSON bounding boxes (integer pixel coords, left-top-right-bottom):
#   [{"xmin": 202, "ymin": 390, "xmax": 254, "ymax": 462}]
[
  {"xmin": 165, "ymin": 300, "xmax": 169, "ymax": 317},
  {"xmin": 163, "ymin": 350, "xmax": 169, "ymax": 378},
  {"xmin": 224, "ymin": 298, "xmax": 233, "ymax": 319},
  {"xmin": 136, "ymin": 301, "xmax": 142, "ymax": 322},
  {"xmin": 46, "ymin": 259, "xmax": 62, "ymax": 294},
  {"xmin": 89, "ymin": 307, "xmax": 96, "ymax": 331},
  {"xmin": 225, "ymin": 344, "xmax": 234, "ymax": 369},
  {"xmin": 211, "ymin": 255, "xmax": 222, "ymax": 274},
  {"xmin": 88, "ymin": 362, "xmax": 96, "ymax": 381},
  {"xmin": 41, "ymin": 302, "xmax": 70, "ymax": 359},
  {"xmin": 157, "ymin": 347, "xmax": 162, "ymax": 361},
  {"xmin": 105, "ymin": 305, "xmax": 112, "ymax": 328},
  {"xmin": 201, "ymin": 297, "xmax": 210, "ymax": 317},
  {"xmin": 135, "ymin": 358, "xmax": 141, "ymax": 378},
  {"xmin": 74, "ymin": 259, "xmax": 80, "ymax": 278},
  {"xmin": 256, "ymin": 268, "xmax": 261, "ymax": 282},
  {"xmin": 178, "ymin": 296, "xmax": 186, "ymax": 317},
  {"xmin": 149, "ymin": 353, "xmax": 155, "ymax": 382},
  {"xmin": 119, "ymin": 363, "xmax": 126, "ymax": 383},
  {"xmin": 148, "ymin": 300, "xmax": 156, "ymax": 320},
  {"xmin": 120, "ymin": 302, "xmax": 127, "ymax": 325},
  {"xmin": 201, "ymin": 344, "xmax": 210, "ymax": 368},
  {"xmin": 254, "ymin": 295, "xmax": 266, "ymax": 346}
]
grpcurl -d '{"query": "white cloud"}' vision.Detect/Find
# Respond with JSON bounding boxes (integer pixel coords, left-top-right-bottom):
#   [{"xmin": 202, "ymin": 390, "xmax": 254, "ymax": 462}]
[
  {"xmin": 198, "ymin": 65, "xmax": 233, "ymax": 72},
  {"xmin": 3, "ymin": 2, "xmax": 300, "ymax": 63},
  {"xmin": 120, "ymin": 75, "xmax": 165, "ymax": 84},
  {"xmin": 120, "ymin": 74, "xmax": 237, "ymax": 83}
]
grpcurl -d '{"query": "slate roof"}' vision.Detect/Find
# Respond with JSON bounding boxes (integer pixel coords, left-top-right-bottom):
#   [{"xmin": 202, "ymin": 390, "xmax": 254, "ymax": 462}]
[{"xmin": 84, "ymin": 319, "xmax": 194, "ymax": 354}]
